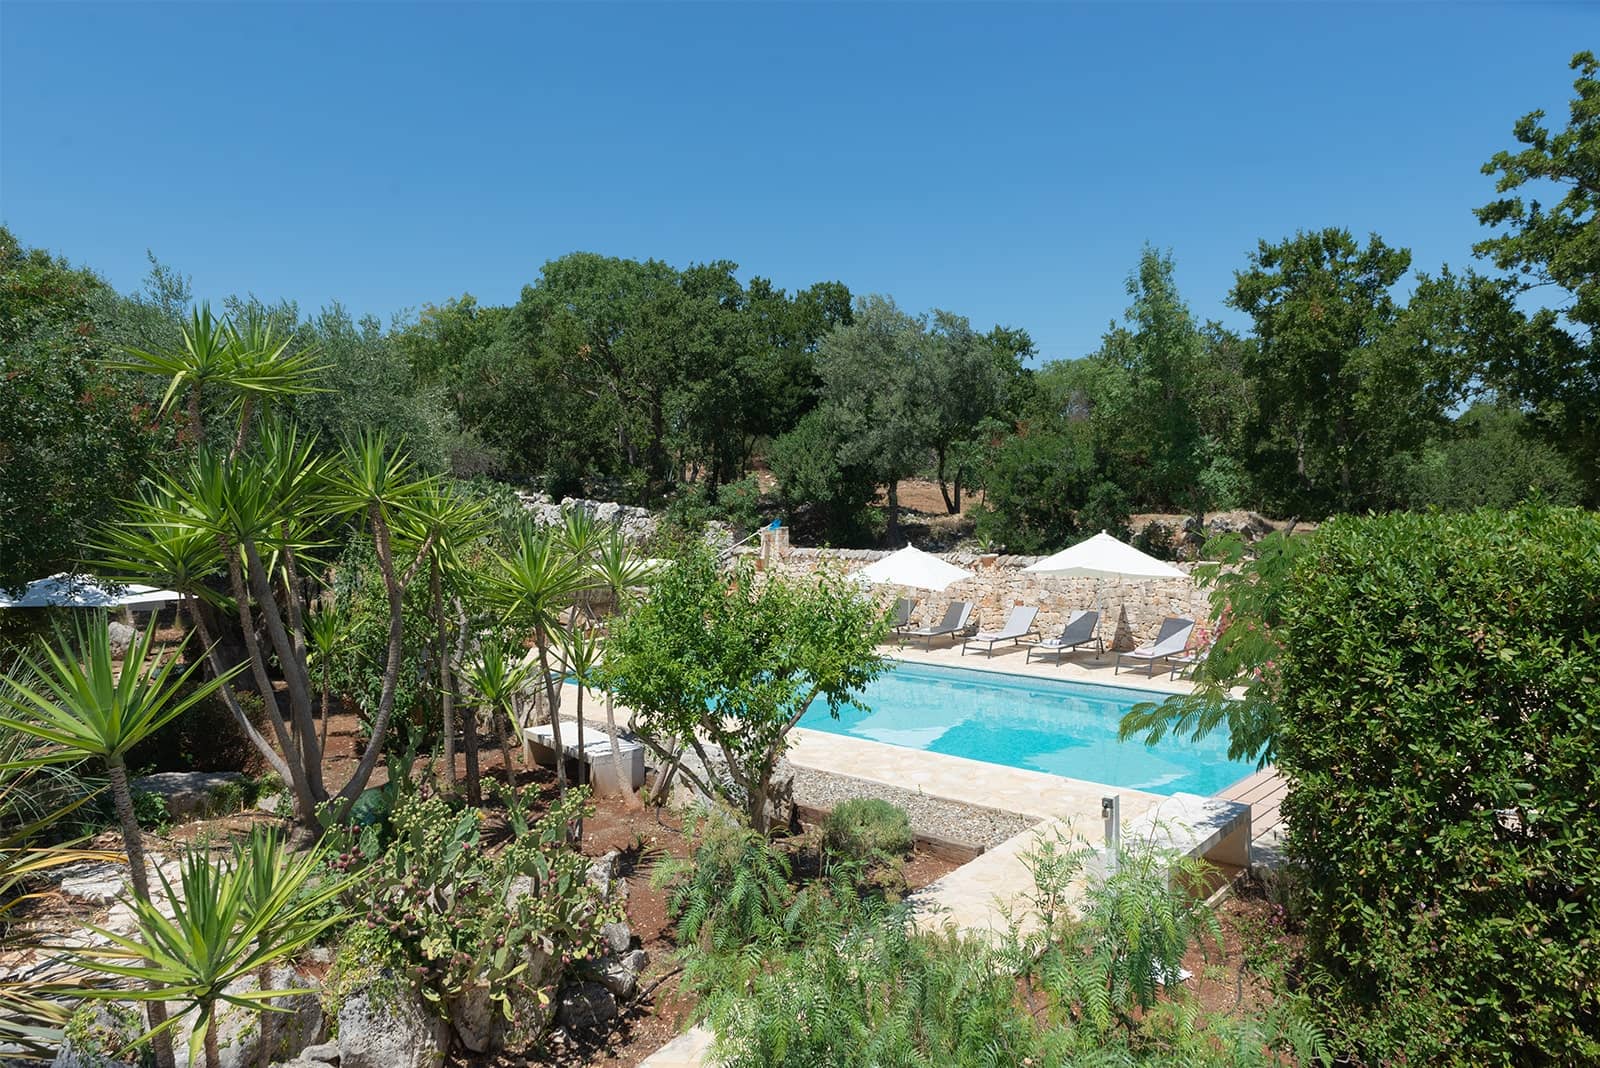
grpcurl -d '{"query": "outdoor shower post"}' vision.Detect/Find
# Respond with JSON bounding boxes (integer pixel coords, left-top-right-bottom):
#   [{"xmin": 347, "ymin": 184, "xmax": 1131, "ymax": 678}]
[{"xmin": 1101, "ymin": 795, "xmax": 1121, "ymax": 873}]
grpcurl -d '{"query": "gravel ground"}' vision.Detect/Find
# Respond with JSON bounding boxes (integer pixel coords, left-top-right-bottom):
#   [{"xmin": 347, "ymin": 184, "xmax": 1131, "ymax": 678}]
[{"xmin": 790, "ymin": 765, "xmax": 1039, "ymax": 849}]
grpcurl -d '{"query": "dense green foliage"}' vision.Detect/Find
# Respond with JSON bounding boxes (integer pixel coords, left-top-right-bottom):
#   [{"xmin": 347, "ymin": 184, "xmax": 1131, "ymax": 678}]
[
  {"xmin": 661, "ymin": 813, "xmax": 1327, "ymax": 1067},
  {"xmin": 1274, "ymin": 507, "xmax": 1600, "ymax": 1065},
  {"xmin": 0, "ymin": 229, "xmax": 170, "ymax": 589},
  {"xmin": 1474, "ymin": 51, "xmax": 1600, "ymax": 502}
]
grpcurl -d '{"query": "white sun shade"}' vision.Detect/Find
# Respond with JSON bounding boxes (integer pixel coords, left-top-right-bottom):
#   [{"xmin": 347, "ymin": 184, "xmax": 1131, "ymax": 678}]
[
  {"xmin": 1022, "ymin": 531, "xmax": 1185, "ymax": 580},
  {"xmin": 0, "ymin": 573, "xmax": 183, "ymax": 609},
  {"xmin": 851, "ymin": 546, "xmax": 974, "ymax": 592}
]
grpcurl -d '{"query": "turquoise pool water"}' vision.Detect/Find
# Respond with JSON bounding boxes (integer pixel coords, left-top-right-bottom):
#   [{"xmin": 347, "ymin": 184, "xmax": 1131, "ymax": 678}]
[{"xmin": 797, "ymin": 661, "xmax": 1255, "ymax": 796}]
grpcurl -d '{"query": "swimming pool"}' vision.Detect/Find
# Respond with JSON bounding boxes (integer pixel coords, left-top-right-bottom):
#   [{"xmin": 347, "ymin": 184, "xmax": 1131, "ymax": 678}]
[{"xmin": 796, "ymin": 661, "xmax": 1255, "ymax": 796}]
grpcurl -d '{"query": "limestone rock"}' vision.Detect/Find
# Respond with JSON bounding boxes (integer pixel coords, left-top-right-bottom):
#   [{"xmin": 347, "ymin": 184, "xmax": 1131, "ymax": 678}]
[
  {"xmin": 106, "ymin": 621, "xmax": 136, "ymax": 657},
  {"xmin": 131, "ymin": 770, "xmax": 247, "ymax": 822},
  {"xmin": 555, "ymin": 981, "xmax": 618, "ymax": 1031},
  {"xmin": 336, "ymin": 982, "xmax": 450, "ymax": 1068},
  {"xmin": 597, "ymin": 948, "xmax": 649, "ymax": 1001},
  {"xmin": 600, "ymin": 920, "xmax": 632, "ymax": 956},
  {"xmin": 446, "ymin": 979, "xmax": 500, "ymax": 1054}
]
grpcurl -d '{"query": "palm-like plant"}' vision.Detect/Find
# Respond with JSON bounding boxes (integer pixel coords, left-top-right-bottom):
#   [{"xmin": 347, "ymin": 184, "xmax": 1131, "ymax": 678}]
[
  {"xmin": 557, "ymin": 625, "xmax": 603, "ymax": 791},
  {"xmin": 232, "ymin": 827, "xmax": 340, "ymax": 1068},
  {"xmin": 109, "ymin": 304, "xmax": 234, "ymax": 444},
  {"xmin": 491, "ymin": 526, "xmax": 586, "ymax": 798},
  {"xmin": 304, "ymin": 603, "xmax": 349, "ymax": 758},
  {"xmin": 395, "ymin": 481, "xmax": 493, "ymax": 799},
  {"xmin": 457, "ymin": 634, "xmax": 539, "ymax": 807},
  {"xmin": 321, "ymin": 433, "xmax": 439, "ymax": 812},
  {"xmin": 586, "ymin": 530, "xmax": 660, "ymax": 808},
  {"xmin": 73, "ymin": 838, "xmax": 345, "ymax": 1068},
  {"xmin": 94, "ymin": 487, "xmax": 301, "ymax": 793},
  {"xmin": 221, "ymin": 310, "xmax": 324, "ymax": 457},
  {"xmin": 0, "ymin": 735, "xmax": 117, "ymax": 1056},
  {"xmin": 0, "ymin": 619, "xmax": 240, "ymax": 1068}
]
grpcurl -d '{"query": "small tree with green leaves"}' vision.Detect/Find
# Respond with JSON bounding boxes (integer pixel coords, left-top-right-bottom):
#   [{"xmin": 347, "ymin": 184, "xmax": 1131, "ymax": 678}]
[{"xmin": 603, "ymin": 547, "xmax": 887, "ymax": 832}]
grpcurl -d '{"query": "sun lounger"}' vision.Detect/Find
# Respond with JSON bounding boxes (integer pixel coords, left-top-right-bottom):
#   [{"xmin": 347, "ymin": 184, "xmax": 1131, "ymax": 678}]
[
  {"xmin": 905, "ymin": 601, "xmax": 976, "ymax": 649},
  {"xmin": 889, "ymin": 597, "xmax": 917, "ymax": 641},
  {"xmin": 1115, "ymin": 617, "xmax": 1196, "ymax": 676},
  {"xmin": 1023, "ymin": 609, "xmax": 1103, "ymax": 664},
  {"xmin": 962, "ymin": 605, "xmax": 1040, "ymax": 657}
]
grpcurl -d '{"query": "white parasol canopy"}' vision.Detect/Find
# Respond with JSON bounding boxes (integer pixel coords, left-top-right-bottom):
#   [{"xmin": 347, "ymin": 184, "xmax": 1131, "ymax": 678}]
[
  {"xmin": 851, "ymin": 546, "xmax": 974, "ymax": 592},
  {"xmin": 1022, "ymin": 531, "xmax": 1185, "ymax": 579},
  {"xmin": 0, "ymin": 573, "xmax": 183, "ymax": 609}
]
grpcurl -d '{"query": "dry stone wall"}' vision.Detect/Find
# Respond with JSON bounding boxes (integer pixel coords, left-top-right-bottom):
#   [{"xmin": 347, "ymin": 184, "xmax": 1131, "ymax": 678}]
[{"xmin": 748, "ymin": 540, "xmax": 1210, "ymax": 651}]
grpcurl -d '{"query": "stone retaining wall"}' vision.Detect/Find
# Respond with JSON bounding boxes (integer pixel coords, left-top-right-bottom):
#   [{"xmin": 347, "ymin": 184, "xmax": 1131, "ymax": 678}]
[{"xmin": 746, "ymin": 535, "xmax": 1209, "ymax": 650}]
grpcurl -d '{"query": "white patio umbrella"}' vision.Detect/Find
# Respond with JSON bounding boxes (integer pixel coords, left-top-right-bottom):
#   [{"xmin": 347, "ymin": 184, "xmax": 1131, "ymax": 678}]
[
  {"xmin": 1022, "ymin": 531, "xmax": 1185, "ymax": 649},
  {"xmin": 851, "ymin": 545, "xmax": 974, "ymax": 592},
  {"xmin": 0, "ymin": 573, "xmax": 182, "ymax": 609},
  {"xmin": 1022, "ymin": 531, "xmax": 1185, "ymax": 581}
]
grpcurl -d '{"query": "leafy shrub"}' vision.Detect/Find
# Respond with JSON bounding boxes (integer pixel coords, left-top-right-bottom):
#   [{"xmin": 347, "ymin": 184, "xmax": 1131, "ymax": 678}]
[
  {"xmin": 130, "ymin": 788, "xmax": 170, "ymax": 832},
  {"xmin": 821, "ymin": 798, "xmax": 913, "ymax": 870},
  {"xmin": 1276, "ymin": 506, "xmax": 1600, "ymax": 1065},
  {"xmin": 697, "ymin": 833, "xmax": 1326, "ymax": 1067},
  {"xmin": 715, "ymin": 474, "xmax": 766, "ymax": 535},
  {"xmin": 323, "ymin": 784, "xmax": 615, "ymax": 1028},
  {"xmin": 653, "ymin": 807, "xmax": 802, "ymax": 986}
]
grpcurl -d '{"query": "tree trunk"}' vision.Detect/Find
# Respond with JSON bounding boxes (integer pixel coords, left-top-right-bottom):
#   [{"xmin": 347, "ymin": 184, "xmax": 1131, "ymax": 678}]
[
  {"xmin": 333, "ymin": 510, "xmax": 437, "ymax": 810},
  {"xmin": 431, "ymin": 563, "xmax": 457, "ymax": 794},
  {"xmin": 203, "ymin": 1010, "xmax": 220, "ymax": 1068},
  {"xmin": 108, "ymin": 759, "xmax": 177, "ymax": 1068},
  {"xmin": 935, "ymin": 446, "xmax": 958, "ymax": 514},
  {"xmin": 240, "ymin": 539, "xmax": 321, "ymax": 785},
  {"xmin": 454, "ymin": 600, "xmax": 481, "ymax": 806},
  {"xmin": 492, "ymin": 702, "xmax": 519, "ymax": 809},
  {"xmin": 574, "ymin": 680, "xmax": 586, "ymax": 789},
  {"xmin": 221, "ymin": 544, "xmax": 322, "ymax": 827},
  {"xmin": 603, "ymin": 692, "xmax": 641, "ymax": 810},
  {"xmin": 183, "ymin": 593, "xmax": 295, "ymax": 788},
  {"xmin": 318, "ymin": 663, "xmax": 332, "ymax": 766},
  {"xmin": 886, "ymin": 480, "xmax": 901, "ymax": 544},
  {"xmin": 535, "ymin": 637, "xmax": 567, "ymax": 798}
]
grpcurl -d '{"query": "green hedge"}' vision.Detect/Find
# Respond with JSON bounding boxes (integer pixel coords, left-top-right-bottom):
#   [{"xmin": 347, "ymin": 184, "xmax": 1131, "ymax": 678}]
[{"xmin": 1277, "ymin": 506, "xmax": 1600, "ymax": 1065}]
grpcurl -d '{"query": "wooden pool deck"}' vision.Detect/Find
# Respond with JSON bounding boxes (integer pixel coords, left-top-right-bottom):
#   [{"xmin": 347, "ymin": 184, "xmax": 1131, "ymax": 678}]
[{"xmin": 1216, "ymin": 765, "xmax": 1289, "ymax": 864}]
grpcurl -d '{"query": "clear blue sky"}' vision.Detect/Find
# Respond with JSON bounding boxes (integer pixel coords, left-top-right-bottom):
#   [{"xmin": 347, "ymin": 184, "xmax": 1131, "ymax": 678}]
[{"xmin": 2, "ymin": 2, "xmax": 1592, "ymax": 362}]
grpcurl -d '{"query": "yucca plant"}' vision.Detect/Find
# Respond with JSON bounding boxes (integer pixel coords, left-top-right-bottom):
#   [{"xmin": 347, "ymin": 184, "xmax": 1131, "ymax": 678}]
[
  {"xmin": 73, "ymin": 838, "xmax": 345, "ymax": 1068},
  {"xmin": 490, "ymin": 526, "xmax": 586, "ymax": 798},
  {"xmin": 0, "ymin": 733, "xmax": 116, "ymax": 1056},
  {"xmin": 232, "ymin": 827, "xmax": 342, "ymax": 1068},
  {"xmin": 304, "ymin": 603, "xmax": 349, "ymax": 758},
  {"xmin": 584, "ymin": 529, "xmax": 660, "ymax": 808},
  {"xmin": 0, "ymin": 618, "xmax": 240, "ymax": 1068},
  {"xmin": 109, "ymin": 304, "xmax": 235, "ymax": 445},
  {"xmin": 556, "ymin": 624, "xmax": 602, "ymax": 791},
  {"xmin": 457, "ymin": 634, "xmax": 539, "ymax": 807}
]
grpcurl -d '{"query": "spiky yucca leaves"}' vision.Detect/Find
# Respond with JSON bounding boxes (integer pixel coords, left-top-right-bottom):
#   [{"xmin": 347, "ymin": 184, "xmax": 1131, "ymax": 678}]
[
  {"xmin": 489, "ymin": 525, "xmax": 586, "ymax": 798},
  {"xmin": 73, "ymin": 838, "xmax": 345, "ymax": 1068},
  {"xmin": 0, "ymin": 735, "xmax": 116, "ymax": 1056},
  {"xmin": 109, "ymin": 305, "xmax": 234, "ymax": 442},
  {"xmin": 583, "ymin": 527, "xmax": 659, "ymax": 808},
  {"xmin": 0, "ymin": 618, "xmax": 240, "ymax": 1068},
  {"xmin": 457, "ymin": 633, "xmax": 539, "ymax": 805}
]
